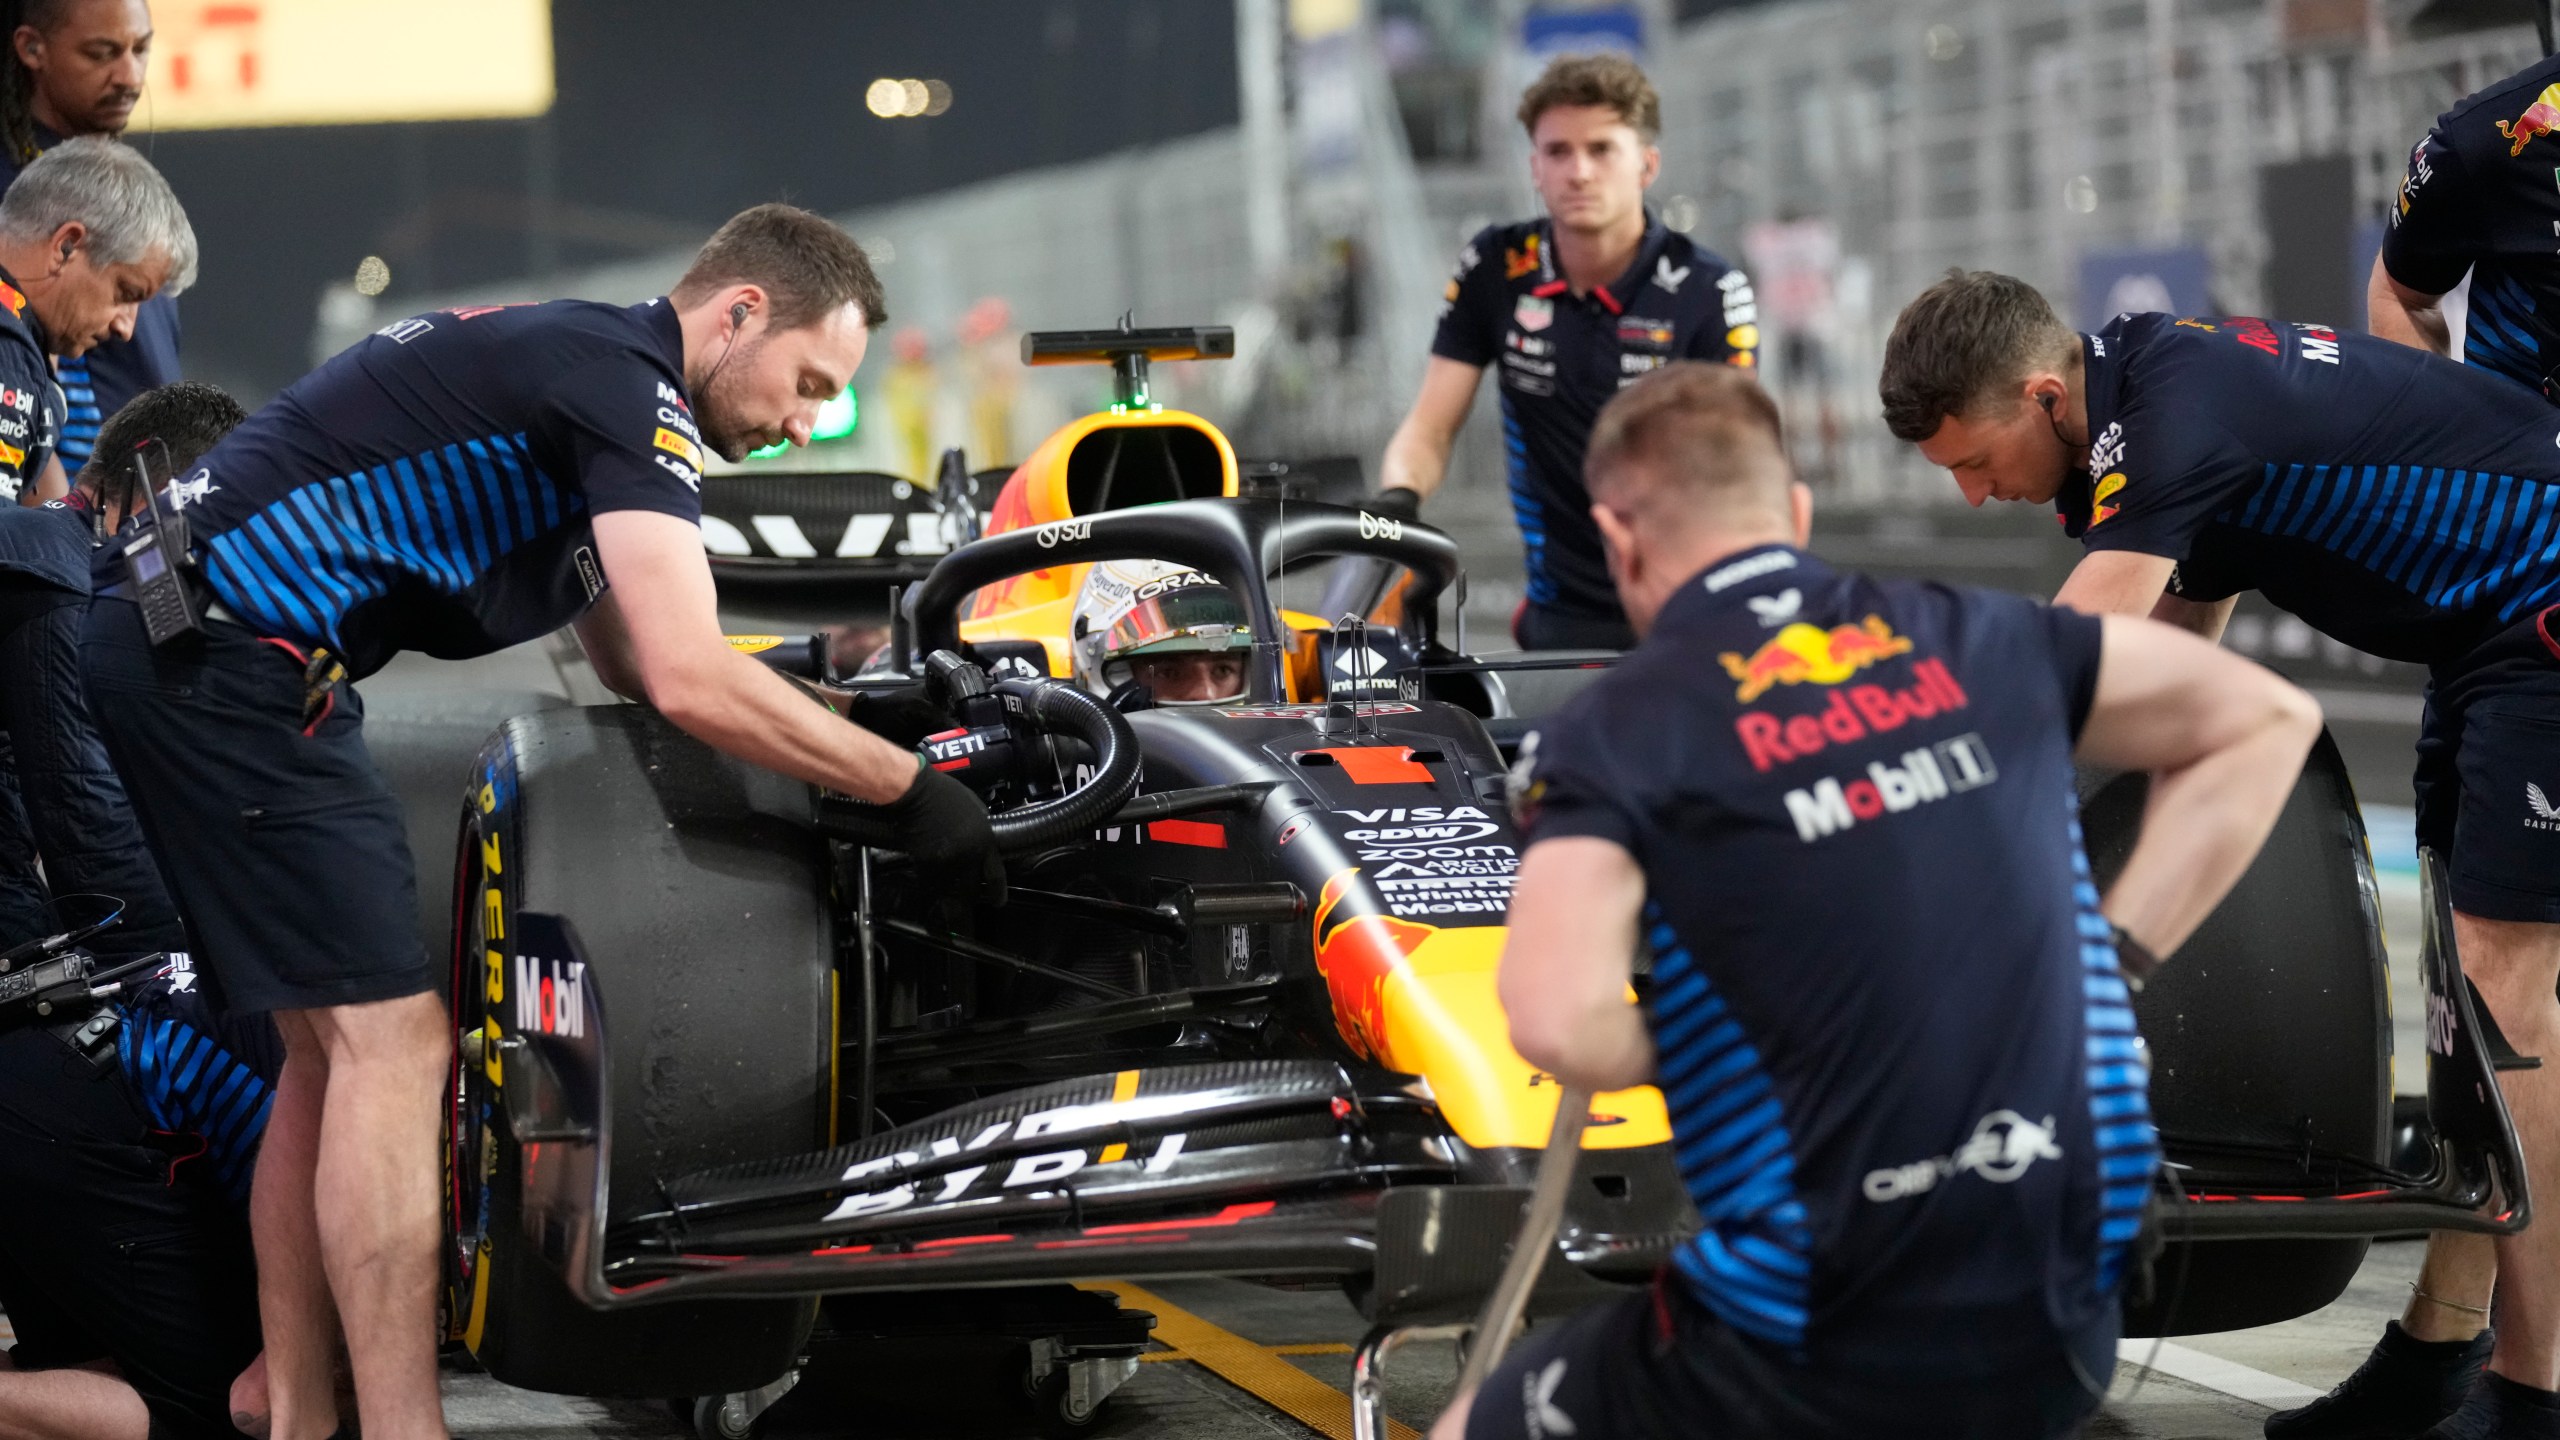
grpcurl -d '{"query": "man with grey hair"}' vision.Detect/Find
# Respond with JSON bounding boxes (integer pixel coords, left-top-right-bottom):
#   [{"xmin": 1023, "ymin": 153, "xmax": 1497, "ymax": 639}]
[{"xmin": 0, "ymin": 131, "xmax": 190, "ymax": 505}]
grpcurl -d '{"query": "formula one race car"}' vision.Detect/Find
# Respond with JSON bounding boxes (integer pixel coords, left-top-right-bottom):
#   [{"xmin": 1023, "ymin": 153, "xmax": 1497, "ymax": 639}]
[{"xmin": 414, "ymin": 325, "xmax": 2528, "ymax": 1437}]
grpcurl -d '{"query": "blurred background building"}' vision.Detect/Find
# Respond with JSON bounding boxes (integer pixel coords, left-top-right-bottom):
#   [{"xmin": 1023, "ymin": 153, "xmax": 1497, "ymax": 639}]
[{"xmin": 143, "ymin": 0, "xmax": 2560, "ymax": 805}]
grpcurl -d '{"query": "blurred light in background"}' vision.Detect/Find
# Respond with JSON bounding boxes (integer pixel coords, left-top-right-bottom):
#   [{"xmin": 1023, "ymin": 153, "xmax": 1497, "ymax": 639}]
[
  {"xmin": 866, "ymin": 77, "xmax": 954, "ymax": 119},
  {"xmin": 352, "ymin": 255, "xmax": 390, "ymax": 297},
  {"xmin": 132, "ymin": 0, "xmax": 553, "ymax": 131}
]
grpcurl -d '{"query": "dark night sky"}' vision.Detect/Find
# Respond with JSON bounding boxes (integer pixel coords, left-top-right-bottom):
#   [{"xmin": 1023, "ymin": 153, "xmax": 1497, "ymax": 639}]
[{"xmin": 130, "ymin": 0, "xmax": 1239, "ymax": 399}]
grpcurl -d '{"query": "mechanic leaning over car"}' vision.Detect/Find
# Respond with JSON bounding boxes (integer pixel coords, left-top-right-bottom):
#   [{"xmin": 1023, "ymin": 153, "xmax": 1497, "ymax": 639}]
[
  {"xmin": 1373, "ymin": 52, "xmax": 1757, "ymax": 652},
  {"xmin": 1440, "ymin": 361, "xmax": 2319, "ymax": 1440},
  {"xmin": 1, "ymin": 0, "xmax": 181, "ymax": 477},
  {"xmin": 0, "ymin": 136, "xmax": 190, "ymax": 953},
  {"xmin": 81, "ymin": 202, "xmax": 1005, "ymax": 1440},
  {"xmin": 1880, "ymin": 270, "xmax": 2560, "ymax": 1440},
  {"xmin": 2285, "ymin": 54, "xmax": 2560, "ymax": 1440}
]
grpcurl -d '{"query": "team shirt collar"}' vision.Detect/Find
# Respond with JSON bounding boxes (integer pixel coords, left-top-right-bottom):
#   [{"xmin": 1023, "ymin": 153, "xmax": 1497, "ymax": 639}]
[
  {"xmin": 0, "ymin": 262, "xmax": 45, "ymax": 352},
  {"xmin": 1526, "ymin": 210, "xmax": 1671, "ymax": 316},
  {"xmin": 638, "ymin": 295, "xmax": 686, "ymax": 378},
  {"xmin": 2056, "ymin": 325, "xmax": 2128, "ymax": 539},
  {"xmin": 1656, "ymin": 542, "xmax": 1823, "ymax": 632}
]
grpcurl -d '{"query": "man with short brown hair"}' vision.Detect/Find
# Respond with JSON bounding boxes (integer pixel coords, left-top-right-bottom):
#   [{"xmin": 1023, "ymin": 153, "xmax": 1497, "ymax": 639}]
[
  {"xmin": 1880, "ymin": 269, "xmax": 2560, "ymax": 1440},
  {"xmin": 85, "ymin": 203, "xmax": 1001, "ymax": 1440},
  {"xmin": 1375, "ymin": 53, "xmax": 1756, "ymax": 650},
  {"xmin": 1437, "ymin": 360, "xmax": 2319, "ymax": 1439}
]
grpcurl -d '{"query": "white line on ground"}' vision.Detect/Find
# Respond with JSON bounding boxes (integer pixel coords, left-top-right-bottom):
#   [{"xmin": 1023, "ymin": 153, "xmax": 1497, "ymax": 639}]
[{"xmin": 2117, "ymin": 1339, "xmax": 2323, "ymax": 1407}]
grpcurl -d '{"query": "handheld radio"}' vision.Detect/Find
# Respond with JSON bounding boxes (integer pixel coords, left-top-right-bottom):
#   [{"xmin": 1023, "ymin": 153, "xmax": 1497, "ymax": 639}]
[{"xmin": 116, "ymin": 439, "xmax": 207, "ymax": 646}]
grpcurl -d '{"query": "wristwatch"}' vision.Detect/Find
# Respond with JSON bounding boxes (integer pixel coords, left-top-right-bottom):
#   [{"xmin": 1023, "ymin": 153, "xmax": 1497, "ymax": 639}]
[{"xmin": 2111, "ymin": 923, "xmax": 2165, "ymax": 993}]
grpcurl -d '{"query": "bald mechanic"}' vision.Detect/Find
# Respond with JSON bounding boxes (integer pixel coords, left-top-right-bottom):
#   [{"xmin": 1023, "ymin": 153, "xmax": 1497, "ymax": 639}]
[
  {"xmin": 83, "ymin": 204, "xmax": 1004, "ymax": 1440},
  {"xmin": 1437, "ymin": 362, "xmax": 2318, "ymax": 1440},
  {"xmin": 1880, "ymin": 271, "xmax": 2560, "ymax": 1439},
  {"xmin": 2, "ymin": 0, "xmax": 179, "ymax": 474}
]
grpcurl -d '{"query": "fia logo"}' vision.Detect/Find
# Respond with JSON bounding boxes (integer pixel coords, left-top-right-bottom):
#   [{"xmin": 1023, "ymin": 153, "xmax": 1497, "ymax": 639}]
[
  {"xmin": 1357, "ymin": 510, "xmax": 1404, "ymax": 541},
  {"xmin": 1034, "ymin": 519, "xmax": 1092, "ymax": 549}
]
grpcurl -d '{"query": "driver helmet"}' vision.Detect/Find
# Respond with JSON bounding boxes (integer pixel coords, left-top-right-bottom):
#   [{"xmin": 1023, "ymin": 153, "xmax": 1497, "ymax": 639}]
[{"xmin": 1070, "ymin": 559, "xmax": 1253, "ymax": 705}]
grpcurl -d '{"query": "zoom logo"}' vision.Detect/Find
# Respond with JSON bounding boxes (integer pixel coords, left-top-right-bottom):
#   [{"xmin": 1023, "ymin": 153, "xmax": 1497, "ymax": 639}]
[
  {"xmin": 1358, "ymin": 511, "xmax": 1404, "ymax": 541},
  {"xmin": 1035, "ymin": 519, "xmax": 1092, "ymax": 549}
]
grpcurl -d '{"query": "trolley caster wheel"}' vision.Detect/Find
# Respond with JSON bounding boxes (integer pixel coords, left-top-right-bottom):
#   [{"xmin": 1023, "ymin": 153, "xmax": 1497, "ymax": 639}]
[{"xmin": 691, "ymin": 1393, "xmax": 763, "ymax": 1440}]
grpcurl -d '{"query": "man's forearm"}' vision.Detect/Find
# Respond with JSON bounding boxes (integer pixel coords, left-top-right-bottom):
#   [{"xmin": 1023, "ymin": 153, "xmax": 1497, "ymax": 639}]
[
  {"xmin": 653, "ymin": 650, "xmax": 919, "ymax": 803},
  {"xmin": 1378, "ymin": 424, "xmax": 1451, "ymax": 500},
  {"xmin": 2367, "ymin": 261, "xmax": 2452, "ymax": 356},
  {"xmin": 1521, "ymin": 1002, "xmax": 1654, "ymax": 1093},
  {"xmin": 2102, "ymin": 689, "xmax": 2320, "ymax": 958}
]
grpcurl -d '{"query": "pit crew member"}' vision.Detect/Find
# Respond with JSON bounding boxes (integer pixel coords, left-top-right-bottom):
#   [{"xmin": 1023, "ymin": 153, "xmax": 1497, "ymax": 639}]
[
  {"xmin": 1880, "ymin": 270, "xmax": 2560, "ymax": 1439},
  {"xmin": 1375, "ymin": 53, "xmax": 1756, "ymax": 651},
  {"xmin": 0, "ymin": 139, "xmax": 192, "ymax": 952},
  {"xmin": 1069, "ymin": 558, "xmax": 1252, "ymax": 705},
  {"xmin": 83, "ymin": 204, "xmax": 1001, "ymax": 1440},
  {"xmin": 2370, "ymin": 53, "xmax": 2560, "ymax": 384},
  {"xmin": 0, "ymin": 953, "xmax": 278, "ymax": 1440},
  {"xmin": 0, "ymin": 381, "xmax": 234, "ymax": 968},
  {"xmin": 1440, "ymin": 362, "xmax": 2317, "ymax": 1440},
  {"xmin": 1, "ymin": 0, "xmax": 182, "ymax": 473}
]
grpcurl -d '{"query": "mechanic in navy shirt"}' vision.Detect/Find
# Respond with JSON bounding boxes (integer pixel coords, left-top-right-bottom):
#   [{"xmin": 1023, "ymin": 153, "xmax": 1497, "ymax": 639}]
[
  {"xmin": 1882, "ymin": 270, "xmax": 2560, "ymax": 1439},
  {"xmin": 1436, "ymin": 364, "xmax": 2317, "ymax": 1440},
  {"xmin": 82, "ymin": 205, "xmax": 1002, "ymax": 1440},
  {"xmin": 1, "ymin": 0, "xmax": 180, "ymax": 474},
  {"xmin": 2372, "ymin": 54, "xmax": 2560, "ymax": 392},
  {"xmin": 1375, "ymin": 54, "xmax": 1756, "ymax": 651},
  {"xmin": 0, "ymin": 952, "xmax": 279, "ymax": 1440}
]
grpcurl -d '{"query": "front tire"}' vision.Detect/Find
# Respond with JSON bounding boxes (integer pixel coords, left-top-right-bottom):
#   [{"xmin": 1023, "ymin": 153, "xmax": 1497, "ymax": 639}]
[{"xmin": 450, "ymin": 706, "xmax": 832, "ymax": 1394}]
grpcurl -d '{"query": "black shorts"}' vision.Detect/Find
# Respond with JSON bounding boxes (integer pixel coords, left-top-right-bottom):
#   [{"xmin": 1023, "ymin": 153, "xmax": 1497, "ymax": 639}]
[
  {"xmin": 0, "ymin": 1022, "xmax": 261, "ymax": 1440},
  {"xmin": 1463, "ymin": 1282, "xmax": 2109, "ymax": 1440},
  {"xmin": 81, "ymin": 597, "xmax": 434, "ymax": 1013},
  {"xmin": 2416, "ymin": 606, "xmax": 2560, "ymax": 925}
]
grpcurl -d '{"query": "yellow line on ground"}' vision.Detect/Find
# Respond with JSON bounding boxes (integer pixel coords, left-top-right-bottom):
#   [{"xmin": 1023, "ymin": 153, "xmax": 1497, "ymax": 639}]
[
  {"xmin": 1141, "ymin": 1342, "xmax": 1356, "ymax": 1361},
  {"xmin": 1088, "ymin": 1282, "xmax": 1419, "ymax": 1440}
]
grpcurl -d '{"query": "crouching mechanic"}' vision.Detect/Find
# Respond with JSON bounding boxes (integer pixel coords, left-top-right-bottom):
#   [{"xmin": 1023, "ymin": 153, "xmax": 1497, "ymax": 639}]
[
  {"xmin": 1440, "ymin": 363, "xmax": 2320, "ymax": 1439},
  {"xmin": 1881, "ymin": 270, "xmax": 2560, "ymax": 1439},
  {"xmin": 0, "ymin": 954, "xmax": 278, "ymax": 1440},
  {"xmin": 83, "ymin": 204, "xmax": 1004, "ymax": 1440},
  {"xmin": 1069, "ymin": 559, "xmax": 1253, "ymax": 705}
]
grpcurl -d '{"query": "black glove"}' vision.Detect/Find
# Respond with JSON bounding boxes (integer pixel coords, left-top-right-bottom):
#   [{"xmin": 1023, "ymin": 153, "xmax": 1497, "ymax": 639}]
[
  {"xmin": 843, "ymin": 688, "xmax": 955, "ymax": 748},
  {"xmin": 1367, "ymin": 486, "xmax": 1422, "ymax": 522},
  {"xmin": 887, "ymin": 762, "xmax": 1006, "ymax": 908}
]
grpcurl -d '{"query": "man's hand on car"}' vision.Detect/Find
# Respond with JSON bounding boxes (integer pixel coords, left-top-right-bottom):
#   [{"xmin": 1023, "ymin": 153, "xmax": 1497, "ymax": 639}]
[
  {"xmin": 888, "ymin": 763, "xmax": 1007, "ymax": 908},
  {"xmin": 1367, "ymin": 485, "xmax": 1422, "ymax": 522},
  {"xmin": 843, "ymin": 688, "xmax": 957, "ymax": 748}
]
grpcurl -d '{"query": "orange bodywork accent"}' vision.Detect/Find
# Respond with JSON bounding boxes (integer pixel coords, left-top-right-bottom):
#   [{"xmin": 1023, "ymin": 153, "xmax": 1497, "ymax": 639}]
[{"xmin": 1307, "ymin": 746, "xmax": 1435, "ymax": 785}]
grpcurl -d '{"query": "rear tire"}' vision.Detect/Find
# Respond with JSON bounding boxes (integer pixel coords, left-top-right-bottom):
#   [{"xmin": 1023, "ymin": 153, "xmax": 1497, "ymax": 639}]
[{"xmin": 450, "ymin": 706, "xmax": 831, "ymax": 1394}]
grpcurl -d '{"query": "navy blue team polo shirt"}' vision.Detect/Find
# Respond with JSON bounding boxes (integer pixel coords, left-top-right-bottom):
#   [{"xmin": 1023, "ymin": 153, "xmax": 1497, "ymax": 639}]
[
  {"xmin": 2064, "ymin": 312, "xmax": 2560, "ymax": 664},
  {"xmin": 0, "ymin": 266, "xmax": 65, "ymax": 508},
  {"xmin": 2382, "ymin": 55, "xmax": 2560, "ymax": 399},
  {"xmin": 148, "ymin": 299, "xmax": 707, "ymax": 678},
  {"xmin": 1515, "ymin": 545, "xmax": 2149, "ymax": 1377},
  {"xmin": 1431, "ymin": 216, "xmax": 1757, "ymax": 620}
]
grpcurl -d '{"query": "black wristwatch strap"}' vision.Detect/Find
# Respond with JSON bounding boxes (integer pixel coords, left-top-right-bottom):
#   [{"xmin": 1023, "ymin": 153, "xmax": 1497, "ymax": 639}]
[{"xmin": 2111, "ymin": 924, "xmax": 2165, "ymax": 993}]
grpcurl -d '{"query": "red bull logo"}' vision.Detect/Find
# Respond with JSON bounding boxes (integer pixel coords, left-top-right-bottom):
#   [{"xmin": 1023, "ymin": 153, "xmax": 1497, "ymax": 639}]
[
  {"xmin": 2499, "ymin": 84, "xmax": 2560, "ymax": 156},
  {"xmin": 1311, "ymin": 869, "xmax": 1437, "ymax": 1061},
  {"xmin": 1504, "ymin": 234, "xmax": 1540, "ymax": 279},
  {"xmin": 1718, "ymin": 616, "xmax": 1915, "ymax": 703},
  {"xmin": 2091, "ymin": 472, "xmax": 2126, "ymax": 528}
]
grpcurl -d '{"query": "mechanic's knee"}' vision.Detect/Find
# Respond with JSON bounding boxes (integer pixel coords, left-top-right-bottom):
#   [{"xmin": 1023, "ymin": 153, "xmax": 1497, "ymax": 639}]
[
  {"xmin": 2456, "ymin": 914, "xmax": 2560, "ymax": 1023},
  {"xmin": 308, "ymin": 992, "xmax": 450, "ymax": 1078}
]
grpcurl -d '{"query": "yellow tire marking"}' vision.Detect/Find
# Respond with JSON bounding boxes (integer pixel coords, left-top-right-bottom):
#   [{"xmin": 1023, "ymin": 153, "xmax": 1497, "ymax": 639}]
[{"xmin": 1086, "ymin": 1282, "xmax": 1419, "ymax": 1440}]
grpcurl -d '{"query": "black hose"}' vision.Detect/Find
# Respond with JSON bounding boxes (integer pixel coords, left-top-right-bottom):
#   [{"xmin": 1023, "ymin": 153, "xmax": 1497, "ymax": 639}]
[{"xmin": 983, "ymin": 679, "xmax": 1141, "ymax": 850}]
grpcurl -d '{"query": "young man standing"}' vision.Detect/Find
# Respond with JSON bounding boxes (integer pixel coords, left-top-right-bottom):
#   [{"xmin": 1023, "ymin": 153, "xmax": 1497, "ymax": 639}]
[
  {"xmin": 1439, "ymin": 362, "xmax": 2318, "ymax": 1438},
  {"xmin": 2, "ymin": 0, "xmax": 175, "ymax": 473},
  {"xmin": 1375, "ymin": 53, "xmax": 1756, "ymax": 651},
  {"xmin": 84, "ymin": 205, "xmax": 1003, "ymax": 1440},
  {"xmin": 1881, "ymin": 270, "xmax": 2560, "ymax": 1439}
]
